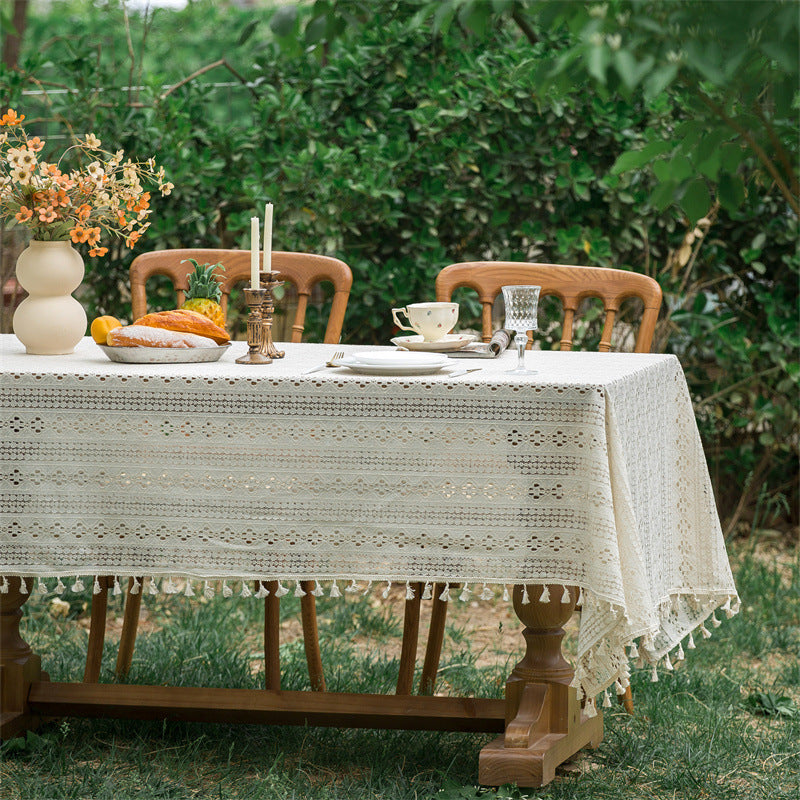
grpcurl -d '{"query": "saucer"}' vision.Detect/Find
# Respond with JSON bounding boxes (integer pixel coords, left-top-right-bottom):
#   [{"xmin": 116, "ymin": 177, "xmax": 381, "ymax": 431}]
[
  {"xmin": 390, "ymin": 333, "xmax": 476, "ymax": 352},
  {"xmin": 339, "ymin": 352, "xmax": 449, "ymax": 376}
]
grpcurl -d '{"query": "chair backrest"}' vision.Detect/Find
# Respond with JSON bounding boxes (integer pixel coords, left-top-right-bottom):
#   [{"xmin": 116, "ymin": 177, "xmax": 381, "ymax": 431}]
[
  {"xmin": 435, "ymin": 261, "xmax": 662, "ymax": 353},
  {"xmin": 130, "ymin": 248, "xmax": 353, "ymax": 344}
]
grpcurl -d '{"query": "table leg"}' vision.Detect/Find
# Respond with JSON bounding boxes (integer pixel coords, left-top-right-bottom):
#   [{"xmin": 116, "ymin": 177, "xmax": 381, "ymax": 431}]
[
  {"xmin": 479, "ymin": 584, "xmax": 603, "ymax": 787},
  {"xmin": 0, "ymin": 577, "xmax": 48, "ymax": 740}
]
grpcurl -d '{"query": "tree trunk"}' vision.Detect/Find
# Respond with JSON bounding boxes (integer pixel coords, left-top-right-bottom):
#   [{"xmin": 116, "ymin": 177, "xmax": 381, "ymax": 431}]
[{"xmin": 2, "ymin": 0, "xmax": 29, "ymax": 72}]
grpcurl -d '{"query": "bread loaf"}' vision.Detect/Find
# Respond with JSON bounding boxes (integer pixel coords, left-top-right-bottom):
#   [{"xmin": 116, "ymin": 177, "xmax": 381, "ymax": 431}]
[
  {"xmin": 133, "ymin": 309, "xmax": 230, "ymax": 344},
  {"xmin": 107, "ymin": 325, "xmax": 218, "ymax": 349}
]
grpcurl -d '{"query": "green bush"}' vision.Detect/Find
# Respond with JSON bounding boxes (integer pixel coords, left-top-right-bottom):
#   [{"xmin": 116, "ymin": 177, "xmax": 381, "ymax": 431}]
[{"xmin": 2, "ymin": 0, "xmax": 796, "ymax": 530}]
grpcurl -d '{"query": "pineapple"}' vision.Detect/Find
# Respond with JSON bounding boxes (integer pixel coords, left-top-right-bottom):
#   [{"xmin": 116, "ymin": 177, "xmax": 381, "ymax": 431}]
[{"xmin": 180, "ymin": 258, "xmax": 225, "ymax": 328}]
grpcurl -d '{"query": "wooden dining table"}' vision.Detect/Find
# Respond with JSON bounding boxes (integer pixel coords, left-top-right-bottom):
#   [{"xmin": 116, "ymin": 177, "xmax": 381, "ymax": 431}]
[{"xmin": 0, "ymin": 335, "xmax": 738, "ymax": 786}]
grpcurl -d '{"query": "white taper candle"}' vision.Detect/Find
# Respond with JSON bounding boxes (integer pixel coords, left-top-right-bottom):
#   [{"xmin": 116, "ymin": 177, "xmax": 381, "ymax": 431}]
[
  {"xmin": 263, "ymin": 202, "xmax": 273, "ymax": 275},
  {"xmin": 250, "ymin": 216, "xmax": 260, "ymax": 289}
]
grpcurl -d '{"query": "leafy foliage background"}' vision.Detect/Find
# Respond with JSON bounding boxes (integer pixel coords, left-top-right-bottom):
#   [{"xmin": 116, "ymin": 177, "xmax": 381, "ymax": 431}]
[{"xmin": 1, "ymin": 0, "xmax": 797, "ymax": 532}]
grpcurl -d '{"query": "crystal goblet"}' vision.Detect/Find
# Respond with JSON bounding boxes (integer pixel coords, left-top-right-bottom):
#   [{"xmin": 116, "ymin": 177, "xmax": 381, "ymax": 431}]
[{"xmin": 502, "ymin": 284, "xmax": 541, "ymax": 375}]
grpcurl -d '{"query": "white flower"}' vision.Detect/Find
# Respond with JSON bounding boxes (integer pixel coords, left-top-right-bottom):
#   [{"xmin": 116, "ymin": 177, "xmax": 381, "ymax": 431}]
[
  {"xmin": 84, "ymin": 133, "xmax": 102, "ymax": 149},
  {"xmin": 11, "ymin": 166, "xmax": 33, "ymax": 185},
  {"xmin": 589, "ymin": 3, "xmax": 607, "ymax": 18},
  {"xmin": 607, "ymin": 34, "xmax": 622, "ymax": 51},
  {"xmin": 160, "ymin": 181, "xmax": 174, "ymax": 196},
  {"xmin": 87, "ymin": 161, "xmax": 105, "ymax": 183}
]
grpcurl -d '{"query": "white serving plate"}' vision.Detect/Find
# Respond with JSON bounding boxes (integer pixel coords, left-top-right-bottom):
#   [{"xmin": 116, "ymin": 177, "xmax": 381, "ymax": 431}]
[
  {"xmin": 350, "ymin": 351, "xmax": 448, "ymax": 368},
  {"xmin": 98, "ymin": 343, "xmax": 231, "ymax": 364},
  {"xmin": 390, "ymin": 333, "xmax": 477, "ymax": 352},
  {"xmin": 338, "ymin": 356, "xmax": 448, "ymax": 376}
]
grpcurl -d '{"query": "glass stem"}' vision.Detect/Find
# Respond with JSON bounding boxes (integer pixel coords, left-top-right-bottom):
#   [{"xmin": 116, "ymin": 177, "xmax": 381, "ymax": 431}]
[{"xmin": 515, "ymin": 332, "xmax": 527, "ymax": 370}]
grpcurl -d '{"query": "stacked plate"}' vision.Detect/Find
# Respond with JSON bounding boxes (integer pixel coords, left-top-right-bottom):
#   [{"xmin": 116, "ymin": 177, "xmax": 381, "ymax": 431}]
[
  {"xmin": 337, "ymin": 351, "xmax": 450, "ymax": 376},
  {"xmin": 390, "ymin": 333, "xmax": 476, "ymax": 352}
]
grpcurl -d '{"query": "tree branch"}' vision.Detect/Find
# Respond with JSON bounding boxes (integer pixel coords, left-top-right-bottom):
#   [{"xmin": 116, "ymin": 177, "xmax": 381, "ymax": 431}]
[
  {"xmin": 160, "ymin": 60, "xmax": 258, "ymax": 101},
  {"xmin": 700, "ymin": 93, "xmax": 800, "ymax": 216},
  {"xmin": 511, "ymin": 5, "xmax": 538, "ymax": 46},
  {"xmin": 751, "ymin": 100, "xmax": 800, "ymax": 199}
]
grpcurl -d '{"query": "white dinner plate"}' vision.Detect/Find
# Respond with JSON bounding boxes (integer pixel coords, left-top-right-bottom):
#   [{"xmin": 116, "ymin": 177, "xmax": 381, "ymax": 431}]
[
  {"xmin": 350, "ymin": 351, "xmax": 449, "ymax": 368},
  {"xmin": 337, "ymin": 356, "xmax": 449, "ymax": 376},
  {"xmin": 390, "ymin": 333, "xmax": 477, "ymax": 352},
  {"xmin": 98, "ymin": 343, "xmax": 231, "ymax": 364}
]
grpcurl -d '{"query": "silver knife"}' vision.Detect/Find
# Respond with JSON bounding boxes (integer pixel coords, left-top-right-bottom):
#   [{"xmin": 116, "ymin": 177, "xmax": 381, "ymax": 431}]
[{"xmin": 447, "ymin": 367, "xmax": 482, "ymax": 378}]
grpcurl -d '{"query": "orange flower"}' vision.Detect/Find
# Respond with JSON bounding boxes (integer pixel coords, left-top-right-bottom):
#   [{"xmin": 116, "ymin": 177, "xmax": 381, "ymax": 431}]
[
  {"xmin": 27, "ymin": 136, "xmax": 44, "ymax": 152},
  {"xmin": 133, "ymin": 192, "xmax": 151, "ymax": 212},
  {"xmin": 70, "ymin": 226, "xmax": 90, "ymax": 243},
  {"xmin": 125, "ymin": 230, "xmax": 142, "ymax": 247},
  {"xmin": 88, "ymin": 246, "xmax": 108, "ymax": 257},
  {"xmin": 116, "ymin": 211, "xmax": 127, "ymax": 226},
  {"xmin": 77, "ymin": 204, "xmax": 92, "ymax": 221},
  {"xmin": 37, "ymin": 206, "xmax": 58, "ymax": 223},
  {"xmin": 86, "ymin": 226, "xmax": 101, "ymax": 246},
  {"xmin": 0, "ymin": 109, "xmax": 24, "ymax": 126},
  {"xmin": 14, "ymin": 206, "xmax": 33, "ymax": 222}
]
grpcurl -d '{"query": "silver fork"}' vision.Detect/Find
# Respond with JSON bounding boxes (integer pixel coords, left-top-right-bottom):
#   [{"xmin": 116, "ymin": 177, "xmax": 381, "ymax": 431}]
[{"xmin": 304, "ymin": 350, "xmax": 345, "ymax": 374}]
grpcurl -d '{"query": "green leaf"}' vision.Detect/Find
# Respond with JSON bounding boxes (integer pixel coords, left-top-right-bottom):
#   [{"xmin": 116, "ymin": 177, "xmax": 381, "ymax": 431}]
[
  {"xmin": 680, "ymin": 178, "xmax": 712, "ymax": 224},
  {"xmin": 305, "ymin": 14, "xmax": 328, "ymax": 45},
  {"xmin": 717, "ymin": 173, "xmax": 746, "ymax": 212},
  {"xmin": 643, "ymin": 63, "xmax": 678, "ymax": 99},
  {"xmin": 653, "ymin": 155, "xmax": 693, "ymax": 183},
  {"xmin": 270, "ymin": 5, "xmax": 298, "ymax": 38},
  {"xmin": 613, "ymin": 50, "xmax": 655, "ymax": 91},
  {"xmin": 587, "ymin": 45, "xmax": 611, "ymax": 84},
  {"xmin": 610, "ymin": 140, "xmax": 673, "ymax": 174},
  {"xmin": 649, "ymin": 180, "xmax": 678, "ymax": 211},
  {"xmin": 237, "ymin": 19, "xmax": 259, "ymax": 46}
]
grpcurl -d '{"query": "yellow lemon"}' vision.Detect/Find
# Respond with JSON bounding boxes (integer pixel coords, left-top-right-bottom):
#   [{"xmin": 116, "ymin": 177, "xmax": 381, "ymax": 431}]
[{"xmin": 91, "ymin": 315, "xmax": 122, "ymax": 344}]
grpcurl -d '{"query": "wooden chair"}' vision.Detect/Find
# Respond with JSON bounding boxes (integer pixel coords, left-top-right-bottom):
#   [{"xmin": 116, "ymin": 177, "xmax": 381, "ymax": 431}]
[
  {"xmin": 129, "ymin": 248, "xmax": 352, "ymax": 343},
  {"xmin": 425, "ymin": 260, "xmax": 663, "ymax": 711},
  {"xmin": 435, "ymin": 261, "xmax": 662, "ymax": 352},
  {"xmin": 84, "ymin": 248, "xmax": 353, "ymax": 691}
]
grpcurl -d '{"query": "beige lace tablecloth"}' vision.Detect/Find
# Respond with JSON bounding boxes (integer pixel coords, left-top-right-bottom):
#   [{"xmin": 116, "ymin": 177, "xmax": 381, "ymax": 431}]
[{"xmin": 0, "ymin": 335, "xmax": 738, "ymax": 706}]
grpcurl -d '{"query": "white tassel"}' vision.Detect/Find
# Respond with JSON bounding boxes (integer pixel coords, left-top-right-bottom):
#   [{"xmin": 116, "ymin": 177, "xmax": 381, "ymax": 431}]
[
  {"xmin": 615, "ymin": 679, "xmax": 625, "ymax": 695},
  {"xmin": 93, "ymin": 577, "xmax": 102, "ymax": 595},
  {"xmin": 711, "ymin": 613, "xmax": 721, "ymax": 628},
  {"xmin": 203, "ymin": 581, "xmax": 214, "ymax": 599},
  {"xmin": 521, "ymin": 586, "xmax": 530, "ymax": 604},
  {"xmin": 731, "ymin": 597, "xmax": 741, "ymax": 614},
  {"xmin": 459, "ymin": 584, "xmax": 471, "ymax": 602},
  {"xmin": 664, "ymin": 653, "xmax": 674, "ymax": 671},
  {"xmin": 221, "ymin": 581, "xmax": 233, "ymax": 598},
  {"xmin": 183, "ymin": 580, "xmax": 195, "ymax": 597},
  {"xmin": 480, "ymin": 583, "xmax": 493, "ymax": 601},
  {"xmin": 628, "ymin": 641, "xmax": 639, "ymax": 659},
  {"xmin": 650, "ymin": 664, "xmax": 659, "ymax": 682},
  {"xmin": 147, "ymin": 577, "xmax": 159, "ymax": 595},
  {"xmin": 584, "ymin": 697, "xmax": 597, "ymax": 718},
  {"xmin": 312, "ymin": 581, "xmax": 325, "ymax": 597},
  {"xmin": 439, "ymin": 584, "xmax": 450, "ymax": 602},
  {"xmin": 382, "ymin": 581, "xmax": 392, "ymax": 599},
  {"xmin": 164, "ymin": 577, "xmax": 179, "ymax": 595},
  {"xmin": 577, "ymin": 587, "xmax": 584, "ymax": 605},
  {"xmin": 330, "ymin": 581, "xmax": 341, "ymax": 598},
  {"xmin": 112, "ymin": 576, "xmax": 122, "ymax": 596},
  {"xmin": 71, "ymin": 577, "xmax": 84, "ymax": 593},
  {"xmin": 539, "ymin": 585, "xmax": 550, "ymax": 603},
  {"xmin": 405, "ymin": 582, "xmax": 415, "ymax": 600},
  {"xmin": 561, "ymin": 585, "xmax": 570, "ymax": 603},
  {"xmin": 676, "ymin": 642, "xmax": 685, "ymax": 661},
  {"xmin": 502, "ymin": 585, "xmax": 510, "ymax": 602},
  {"xmin": 130, "ymin": 577, "xmax": 141, "ymax": 595},
  {"xmin": 19, "ymin": 577, "xmax": 29, "ymax": 594},
  {"xmin": 361, "ymin": 580, "xmax": 373, "ymax": 596},
  {"xmin": 346, "ymin": 579, "xmax": 359, "ymax": 594},
  {"xmin": 602, "ymin": 690, "xmax": 612, "ymax": 708},
  {"xmin": 0, "ymin": 577, "xmax": 7, "ymax": 594},
  {"xmin": 240, "ymin": 582, "xmax": 252, "ymax": 598},
  {"xmin": 55, "ymin": 577, "xmax": 66, "ymax": 595},
  {"xmin": 422, "ymin": 582, "xmax": 432, "ymax": 600},
  {"xmin": 275, "ymin": 582, "xmax": 289, "ymax": 597},
  {"xmin": 254, "ymin": 582, "xmax": 269, "ymax": 599},
  {"xmin": 294, "ymin": 581, "xmax": 306, "ymax": 598},
  {"xmin": 37, "ymin": 579, "xmax": 48, "ymax": 594},
  {"xmin": 687, "ymin": 631, "xmax": 696, "ymax": 649},
  {"xmin": 700, "ymin": 624, "xmax": 711, "ymax": 639}
]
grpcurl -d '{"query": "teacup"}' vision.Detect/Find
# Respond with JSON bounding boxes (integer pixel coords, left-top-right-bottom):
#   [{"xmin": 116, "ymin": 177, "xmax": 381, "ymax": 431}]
[{"xmin": 391, "ymin": 302, "xmax": 459, "ymax": 342}]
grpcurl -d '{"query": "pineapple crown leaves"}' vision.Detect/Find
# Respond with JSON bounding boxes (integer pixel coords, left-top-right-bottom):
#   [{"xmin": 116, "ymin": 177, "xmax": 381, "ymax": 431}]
[{"xmin": 182, "ymin": 258, "xmax": 224, "ymax": 303}]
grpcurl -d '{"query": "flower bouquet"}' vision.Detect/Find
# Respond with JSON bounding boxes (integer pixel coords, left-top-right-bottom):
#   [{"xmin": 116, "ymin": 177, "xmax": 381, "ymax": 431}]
[
  {"xmin": 1, "ymin": 108, "xmax": 173, "ymax": 354},
  {"xmin": 0, "ymin": 108, "xmax": 173, "ymax": 254}
]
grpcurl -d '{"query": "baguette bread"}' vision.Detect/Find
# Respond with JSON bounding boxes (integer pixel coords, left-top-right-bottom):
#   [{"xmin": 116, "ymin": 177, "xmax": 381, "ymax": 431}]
[
  {"xmin": 107, "ymin": 324, "xmax": 218, "ymax": 349},
  {"xmin": 133, "ymin": 309, "xmax": 230, "ymax": 345}
]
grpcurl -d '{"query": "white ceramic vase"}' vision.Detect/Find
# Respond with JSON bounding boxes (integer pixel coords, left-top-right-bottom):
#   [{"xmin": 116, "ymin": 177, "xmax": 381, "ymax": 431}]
[{"xmin": 12, "ymin": 240, "xmax": 87, "ymax": 355}]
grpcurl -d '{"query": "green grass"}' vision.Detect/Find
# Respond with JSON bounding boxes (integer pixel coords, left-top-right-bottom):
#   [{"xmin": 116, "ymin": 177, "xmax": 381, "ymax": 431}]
[{"xmin": 2, "ymin": 542, "xmax": 798, "ymax": 800}]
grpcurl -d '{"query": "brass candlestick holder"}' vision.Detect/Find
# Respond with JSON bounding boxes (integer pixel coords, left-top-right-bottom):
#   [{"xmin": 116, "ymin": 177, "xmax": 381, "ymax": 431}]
[
  {"xmin": 236, "ymin": 287, "xmax": 272, "ymax": 364},
  {"xmin": 259, "ymin": 271, "xmax": 285, "ymax": 359}
]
